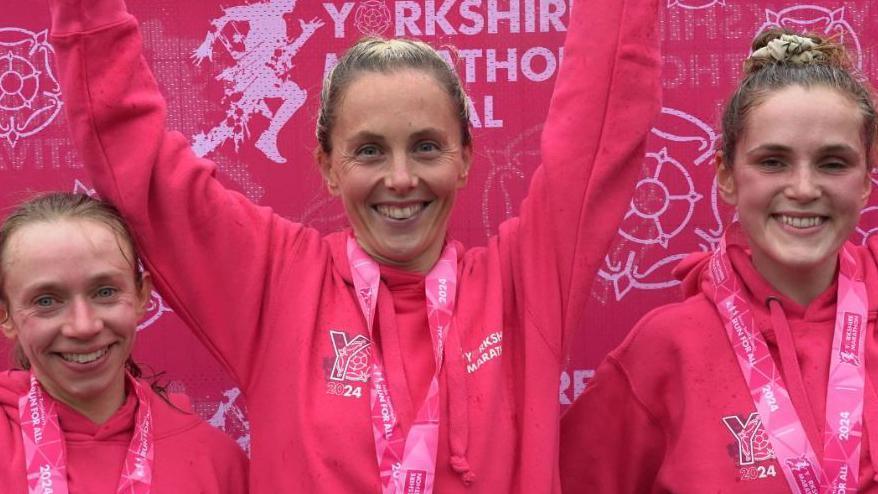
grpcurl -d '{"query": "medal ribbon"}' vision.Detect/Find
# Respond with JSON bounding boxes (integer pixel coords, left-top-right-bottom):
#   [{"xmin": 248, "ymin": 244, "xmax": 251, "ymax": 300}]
[
  {"xmin": 706, "ymin": 229, "xmax": 867, "ymax": 494},
  {"xmin": 347, "ymin": 236, "xmax": 457, "ymax": 494},
  {"xmin": 19, "ymin": 372, "xmax": 155, "ymax": 494}
]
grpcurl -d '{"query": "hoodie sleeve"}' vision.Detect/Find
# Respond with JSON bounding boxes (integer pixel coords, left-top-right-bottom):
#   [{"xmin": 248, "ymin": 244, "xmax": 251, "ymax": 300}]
[
  {"xmin": 560, "ymin": 355, "xmax": 666, "ymax": 493},
  {"xmin": 506, "ymin": 0, "xmax": 662, "ymax": 358},
  {"xmin": 47, "ymin": 0, "xmax": 313, "ymax": 388}
]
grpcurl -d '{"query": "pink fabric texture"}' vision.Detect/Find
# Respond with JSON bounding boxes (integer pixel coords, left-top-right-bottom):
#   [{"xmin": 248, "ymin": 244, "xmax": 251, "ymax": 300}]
[
  {"xmin": 19, "ymin": 373, "xmax": 155, "ymax": 494},
  {"xmin": 0, "ymin": 370, "xmax": 247, "ymax": 494},
  {"xmin": 705, "ymin": 229, "xmax": 868, "ymax": 493},
  {"xmin": 348, "ymin": 236, "xmax": 457, "ymax": 494},
  {"xmin": 561, "ymin": 239, "xmax": 878, "ymax": 493}
]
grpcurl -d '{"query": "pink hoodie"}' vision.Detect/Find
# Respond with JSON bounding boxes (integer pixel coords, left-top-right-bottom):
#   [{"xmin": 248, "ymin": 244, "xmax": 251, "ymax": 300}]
[
  {"xmin": 560, "ymin": 239, "xmax": 878, "ymax": 492},
  {"xmin": 48, "ymin": 0, "xmax": 661, "ymax": 491},
  {"xmin": 0, "ymin": 370, "xmax": 247, "ymax": 493}
]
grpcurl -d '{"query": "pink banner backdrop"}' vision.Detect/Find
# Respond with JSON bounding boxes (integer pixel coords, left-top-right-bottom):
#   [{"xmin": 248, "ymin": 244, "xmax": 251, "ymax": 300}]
[{"xmin": 1, "ymin": 0, "xmax": 877, "ymax": 452}]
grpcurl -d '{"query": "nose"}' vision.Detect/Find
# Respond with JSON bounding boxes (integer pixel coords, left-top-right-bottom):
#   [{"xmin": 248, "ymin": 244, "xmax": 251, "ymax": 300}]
[
  {"xmin": 384, "ymin": 154, "xmax": 418, "ymax": 193},
  {"xmin": 62, "ymin": 297, "xmax": 103, "ymax": 338},
  {"xmin": 785, "ymin": 165, "xmax": 821, "ymax": 201}
]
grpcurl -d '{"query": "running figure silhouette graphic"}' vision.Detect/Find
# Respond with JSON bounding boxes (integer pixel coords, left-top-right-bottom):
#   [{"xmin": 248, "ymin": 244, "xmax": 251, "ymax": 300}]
[{"xmin": 191, "ymin": 0, "xmax": 323, "ymax": 164}]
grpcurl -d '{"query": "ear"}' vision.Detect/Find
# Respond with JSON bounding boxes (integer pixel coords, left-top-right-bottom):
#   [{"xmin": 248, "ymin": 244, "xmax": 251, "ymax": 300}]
[
  {"xmin": 0, "ymin": 302, "xmax": 16, "ymax": 340},
  {"xmin": 715, "ymin": 151, "xmax": 738, "ymax": 206},
  {"xmin": 317, "ymin": 151, "xmax": 341, "ymax": 197},
  {"xmin": 861, "ymin": 165, "xmax": 873, "ymax": 206},
  {"xmin": 135, "ymin": 271, "xmax": 154, "ymax": 319},
  {"xmin": 457, "ymin": 145, "xmax": 472, "ymax": 188}
]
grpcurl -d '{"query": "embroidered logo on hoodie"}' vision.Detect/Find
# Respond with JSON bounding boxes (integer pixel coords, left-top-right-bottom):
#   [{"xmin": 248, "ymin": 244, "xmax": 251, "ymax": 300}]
[
  {"xmin": 723, "ymin": 412, "xmax": 780, "ymax": 482},
  {"xmin": 463, "ymin": 331, "xmax": 503, "ymax": 374},
  {"xmin": 329, "ymin": 330, "xmax": 371, "ymax": 383},
  {"xmin": 723, "ymin": 412, "xmax": 775, "ymax": 466}
]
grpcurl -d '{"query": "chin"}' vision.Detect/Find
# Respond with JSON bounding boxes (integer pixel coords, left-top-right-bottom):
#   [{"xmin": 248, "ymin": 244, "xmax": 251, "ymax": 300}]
[
  {"xmin": 378, "ymin": 237, "xmax": 430, "ymax": 259},
  {"xmin": 769, "ymin": 248, "xmax": 836, "ymax": 272}
]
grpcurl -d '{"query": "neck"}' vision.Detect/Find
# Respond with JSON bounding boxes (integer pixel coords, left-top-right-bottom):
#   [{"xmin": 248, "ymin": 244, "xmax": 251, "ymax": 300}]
[
  {"xmin": 750, "ymin": 250, "xmax": 838, "ymax": 307},
  {"xmin": 38, "ymin": 372, "xmax": 127, "ymax": 425},
  {"xmin": 360, "ymin": 240, "xmax": 444, "ymax": 275}
]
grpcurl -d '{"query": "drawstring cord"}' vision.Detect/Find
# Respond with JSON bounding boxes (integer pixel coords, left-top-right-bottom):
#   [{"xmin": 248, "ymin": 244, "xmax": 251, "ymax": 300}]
[
  {"xmin": 766, "ymin": 297, "xmax": 824, "ymax": 459},
  {"xmin": 446, "ymin": 322, "xmax": 475, "ymax": 486}
]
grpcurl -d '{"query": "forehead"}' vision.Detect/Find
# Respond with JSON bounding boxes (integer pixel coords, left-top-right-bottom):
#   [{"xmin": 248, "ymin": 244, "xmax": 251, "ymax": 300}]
[
  {"xmin": 333, "ymin": 69, "xmax": 458, "ymax": 136},
  {"xmin": 741, "ymin": 85, "xmax": 865, "ymax": 151},
  {"xmin": 3, "ymin": 219, "xmax": 132, "ymax": 277}
]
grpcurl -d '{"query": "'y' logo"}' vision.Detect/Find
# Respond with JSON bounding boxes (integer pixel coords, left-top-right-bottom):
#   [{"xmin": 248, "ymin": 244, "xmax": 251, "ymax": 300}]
[
  {"xmin": 723, "ymin": 413, "xmax": 775, "ymax": 465},
  {"xmin": 329, "ymin": 330, "xmax": 371, "ymax": 382}
]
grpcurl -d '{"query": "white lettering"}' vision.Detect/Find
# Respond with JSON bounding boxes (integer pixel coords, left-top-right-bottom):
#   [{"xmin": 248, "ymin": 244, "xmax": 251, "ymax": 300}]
[
  {"xmin": 425, "ymin": 0, "xmax": 456, "ymax": 35},
  {"xmin": 488, "ymin": 0, "xmax": 521, "ymax": 33},
  {"xmin": 380, "ymin": 0, "xmax": 570, "ymax": 37},
  {"xmin": 437, "ymin": 278, "xmax": 448, "ymax": 304},
  {"xmin": 395, "ymin": 2, "xmax": 423, "ymax": 36},
  {"xmin": 323, "ymin": 2, "xmax": 355, "ymax": 38},
  {"xmin": 521, "ymin": 47, "xmax": 557, "ymax": 82},
  {"xmin": 487, "ymin": 48, "xmax": 517, "ymax": 82},
  {"xmin": 40, "ymin": 464, "xmax": 53, "ymax": 493},
  {"xmin": 459, "ymin": 0, "xmax": 484, "ymax": 35},
  {"xmin": 761, "ymin": 385, "xmax": 779, "ymax": 412},
  {"xmin": 457, "ymin": 49, "xmax": 483, "ymax": 83},
  {"xmin": 323, "ymin": 52, "xmax": 339, "ymax": 81},
  {"xmin": 839, "ymin": 411, "xmax": 851, "ymax": 440},
  {"xmin": 540, "ymin": 0, "xmax": 567, "ymax": 32}
]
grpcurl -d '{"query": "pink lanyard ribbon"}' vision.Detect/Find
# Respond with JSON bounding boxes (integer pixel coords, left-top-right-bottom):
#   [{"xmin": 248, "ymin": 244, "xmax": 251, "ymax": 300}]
[
  {"xmin": 18, "ymin": 373, "xmax": 155, "ymax": 494},
  {"xmin": 706, "ymin": 231, "xmax": 867, "ymax": 493},
  {"xmin": 347, "ymin": 236, "xmax": 458, "ymax": 494}
]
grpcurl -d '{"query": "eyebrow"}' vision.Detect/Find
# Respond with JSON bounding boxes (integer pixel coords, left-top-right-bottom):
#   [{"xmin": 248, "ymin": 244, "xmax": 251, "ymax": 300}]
[
  {"xmin": 346, "ymin": 127, "xmax": 450, "ymax": 144},
  {"xmin": 745, "ymin": 143, "xmax": 861, "ymax": 156},
  {"xmin": 346, "ymin": 131, "xmax": 386, "ymax": 144},
  {"xmin": 21, "ymin": 272, "xmax": 127, "ymax": 294}
]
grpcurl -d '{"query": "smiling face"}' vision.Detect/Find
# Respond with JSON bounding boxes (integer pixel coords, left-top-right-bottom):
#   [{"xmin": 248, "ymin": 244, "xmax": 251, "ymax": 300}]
[
  {"xmin": 717, "ymin": 85, "xmax": 871, "ymax": 285},
  {"xmin": 319, "ymin": 69, "xmax": 471, "ymax": 272},
  {"xmin": 0, "ymin": 218, "xmax": 150, "ymax": 418}
]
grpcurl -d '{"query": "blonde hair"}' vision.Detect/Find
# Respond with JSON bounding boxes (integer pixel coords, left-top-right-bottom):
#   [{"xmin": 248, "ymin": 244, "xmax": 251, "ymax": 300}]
[
  {"xmin": 0, "ymin": 192, "xmax": 144, "ymax": 372},
  {"xmin": 316, "ymin": 37, "xmax": 472, "ymax": 154}
]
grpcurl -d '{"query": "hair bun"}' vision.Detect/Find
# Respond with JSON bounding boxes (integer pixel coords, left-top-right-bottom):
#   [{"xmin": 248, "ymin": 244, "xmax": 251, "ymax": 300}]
[
  {"xmin": 752, "ymin": 34, "xmax": 822, "ymax": 64},
  {"xmin": 744, "ymin": 28, "xmax": 848, "ymax": 75}
]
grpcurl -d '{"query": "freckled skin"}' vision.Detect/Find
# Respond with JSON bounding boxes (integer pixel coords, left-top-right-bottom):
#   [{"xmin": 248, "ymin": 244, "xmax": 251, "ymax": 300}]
[
  {"xmin": 0, "ymin": 219, "xmax": 151, "ymax": 423},
  {"xmin": 717, "ymin": 86, "xmax": 871, "ymax": 305},
  {"xmin": 319, "ymin": 69, "xmax": 471, "ymax": 273}
]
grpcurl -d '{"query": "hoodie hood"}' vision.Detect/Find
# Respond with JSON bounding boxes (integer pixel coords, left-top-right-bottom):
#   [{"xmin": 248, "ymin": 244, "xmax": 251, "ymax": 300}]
[
  {"xmin": 673, "ymin": 233, "xmax": 878, "ymax": 319},
  {"xmin": 0, "ymin": 369, "xmax": 201, "ymax": 441},
  {"xmin": 675, "ymin": 227, "xmax": 878, "ymax": 481}
]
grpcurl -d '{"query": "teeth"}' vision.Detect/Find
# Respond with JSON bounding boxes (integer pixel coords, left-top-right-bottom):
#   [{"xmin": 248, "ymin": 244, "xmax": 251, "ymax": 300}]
[
  {"xmin": 375, "ymin": 203, "xmax": 425, "ymax": 220},
  {"xmin": 779, "ymin": 215, "xmax": 824, "ymax": 228},
  {"xmin": 60, "ymin": 347, "xmax": 108, "ymax": 364}
]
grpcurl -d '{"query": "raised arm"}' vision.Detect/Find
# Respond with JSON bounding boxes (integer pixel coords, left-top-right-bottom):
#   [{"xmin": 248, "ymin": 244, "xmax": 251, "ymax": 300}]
[
  {"xmin": 511, "ymin": 0, "xmax": 662, "ymax": 356},
  {"xmin": 560, "ymin": 355, "xmax": 666, "ymax": 493},
  {"xmin": 48, "ymin": 0, "xmax": 312, "ymax": 388}
]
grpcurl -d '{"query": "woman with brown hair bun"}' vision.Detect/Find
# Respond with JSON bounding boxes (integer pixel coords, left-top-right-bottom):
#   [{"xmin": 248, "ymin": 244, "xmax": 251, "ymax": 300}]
[{"xmin": 561, "ymin": 29, "xmax": 878, "ymax": 493}]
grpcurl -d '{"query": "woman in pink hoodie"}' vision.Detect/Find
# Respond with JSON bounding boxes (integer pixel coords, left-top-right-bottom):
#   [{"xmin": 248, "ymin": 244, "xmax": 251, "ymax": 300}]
[
  {"xmin": 47, "ymin": 0, "xmax": 662, "ymax": 491},
  {"xmin": 561, "ymin": 29, "xmax": 878, "ymax": 493},
  {"xmin": 0, "ymin": 192, "xmax": 248, "ymax": 493}
]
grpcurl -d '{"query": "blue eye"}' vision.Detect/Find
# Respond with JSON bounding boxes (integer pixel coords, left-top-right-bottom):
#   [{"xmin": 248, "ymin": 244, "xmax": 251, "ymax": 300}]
[
  {"xmin": 34, "ymin": 296, "xmax": 57, "ymax": 308},
  {"xmin": 356, "ymin": 145, "xmax": 381, "ymax": 159},
  {"xmin": 820, "ymin": 160, "xmax": 848, "ymax": 171},
  {"xmin": 759, "ymin": 158, "xmax": 784, "ymax": 169},
  {"xmin": 96, "ymin": 287, "xmax": 118, "ymax": 298}
]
